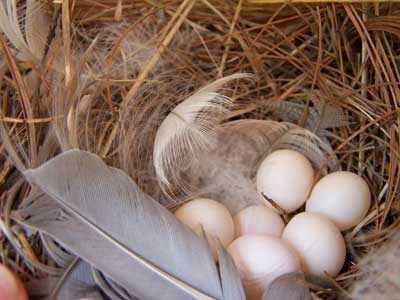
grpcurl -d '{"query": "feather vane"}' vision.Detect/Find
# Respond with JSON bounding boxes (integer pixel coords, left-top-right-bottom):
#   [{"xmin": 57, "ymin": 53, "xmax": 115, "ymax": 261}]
[{"xmin": 20, "ymin": 150, "xmax": 245, "ymax": 300}]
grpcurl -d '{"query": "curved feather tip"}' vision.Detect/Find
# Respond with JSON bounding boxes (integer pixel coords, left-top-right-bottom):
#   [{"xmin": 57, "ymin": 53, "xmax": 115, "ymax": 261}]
[{"xmin": 153, "ymin": 73, "xmax": 254, "ymax": 192}]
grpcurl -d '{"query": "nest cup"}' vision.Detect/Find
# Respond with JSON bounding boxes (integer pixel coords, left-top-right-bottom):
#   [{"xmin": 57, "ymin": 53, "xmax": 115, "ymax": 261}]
[{"xmin": 0, "ymin": 1, "xmax": 399, "ymax": 300}]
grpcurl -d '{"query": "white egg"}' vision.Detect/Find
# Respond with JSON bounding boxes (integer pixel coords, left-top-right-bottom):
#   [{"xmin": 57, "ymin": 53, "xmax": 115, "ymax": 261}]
[
  {"xmin": 174, "ymin": 198, "xmax": 234, "ymax": 259},
  {"xmin": 234, "ymin": 205, "xmax": 285, "ymax": 238},
  {"xmin": 282, "ymin": 212, "xmax": 346, "ymax": 277},
  {"xmin": 256, "ymin": 149, "xmax": 314, "ymax": 213},
  {"xmin": 306, "ymin": 171, "xmax": 371, "ymax": 231},
  {"xmin": 227, "ymin": 235, "xmax": 301, "ymax": 300}
]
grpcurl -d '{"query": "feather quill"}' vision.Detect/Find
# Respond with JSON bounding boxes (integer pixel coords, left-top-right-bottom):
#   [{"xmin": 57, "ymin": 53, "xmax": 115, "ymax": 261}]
[
  {"xmin": 20, "ymin": 149, "xmax": 244, "ymax": 300},
  {"xmin": 153, "ymin": 73, "xmax": 252, "ymax": 193}
]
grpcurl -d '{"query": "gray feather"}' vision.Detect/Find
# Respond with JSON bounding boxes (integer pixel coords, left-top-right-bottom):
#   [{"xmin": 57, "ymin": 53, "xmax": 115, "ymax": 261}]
[
  {"xmin": 217, "ymin": 119, "xmax": 338, "ymax": 173},
  {"xmin": 24, "ymin": 260, "xmax": 103, "ymax": 300},
  {"xmin": 262, "ymin": 273, "xmax": 311, "ymax": 300},
  {"xmin": 41, "ymin": 234, "xmax": 75, "ymax": 269},
  {"xmin": 215, "ymin": 240, "xmax": 246, "ymax": 300},
  {"xmin": 92, "ymin": 268, "xmax": 137, "ymax": 300},
  {"xmin": 22, "ymin": 149, "xmax": 244, "ymax": 300}
]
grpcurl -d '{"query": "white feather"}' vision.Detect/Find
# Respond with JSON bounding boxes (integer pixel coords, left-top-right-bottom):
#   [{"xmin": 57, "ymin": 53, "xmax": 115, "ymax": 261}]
[
  {"xmin": 25, "ymin": 0, "xmax": 50, "ymax": 60},
  {"xmin": 153, "ymin": 73, "xmax": 252, "ymax": 191},
  {"xmin": 0, "ymin": 0, "xmax": 50, "ymax": 63}
]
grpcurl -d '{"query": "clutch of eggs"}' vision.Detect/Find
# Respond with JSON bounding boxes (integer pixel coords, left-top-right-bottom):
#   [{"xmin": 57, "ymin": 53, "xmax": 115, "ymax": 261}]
[{"xmin": 174, "ymin": 149, "xmax": 371, "ymax": 299}]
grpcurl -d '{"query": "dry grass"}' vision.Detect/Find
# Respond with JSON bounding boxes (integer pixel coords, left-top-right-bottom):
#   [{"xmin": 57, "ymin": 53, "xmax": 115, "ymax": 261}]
[{"xmin": 1, "ymin": 1, "xmax": 400, "ymax": 299}]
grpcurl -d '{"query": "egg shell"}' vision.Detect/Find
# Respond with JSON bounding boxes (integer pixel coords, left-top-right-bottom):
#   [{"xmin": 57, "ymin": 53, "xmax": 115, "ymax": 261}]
[
  {"xmin": 306, "ymin": 171, "xmax": 371, "ymax": 231},
  {"xmin": 282, "ymin": 212, "xmax": 346, "ymax": 277},
  {"xmin": 0, "ymin": 264, "xmax": 28, "ymax": 300},
  {"xmin": 174, "ymin": 198, "xmax": 234, "ymax": 259},
  {"xmin": 227, "ymin": 235, "xmax": 301, "ymax": 300},
  {"xmin": 234, "ymin": 205, "xmax": 285, "ymax": 238},
  {"xmin": 256, "ymin": 149, "xmax": 314, "ymax": 213}
]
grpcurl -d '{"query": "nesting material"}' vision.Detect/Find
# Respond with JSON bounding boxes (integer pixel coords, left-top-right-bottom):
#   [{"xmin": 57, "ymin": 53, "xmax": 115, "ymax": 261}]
[
  {"xmin": 0, "ymin": 1, "xmax": 399, "ymax": 300},
  {"xmin": 350, "ymin": 232, "xmax": 400, "ymax": 300}
]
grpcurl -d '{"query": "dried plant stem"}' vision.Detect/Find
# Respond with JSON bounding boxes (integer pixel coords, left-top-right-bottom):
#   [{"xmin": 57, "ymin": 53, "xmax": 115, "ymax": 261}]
[
  {"xmin": 100, "ymin": 0, "xmax": 196, "ymax": 158},
  {"xmin": 358, "ymin": 5, "xmax": 368, "ymax": 174},
  {"xmin": 199, "ymin": 0, "xmax": 257, "ymax": 74},
  {"xmin": 0, "ymin": 115, "xmax": 63, "ymax": 124},
  {"xmin": 248, "ymin": 0, "xmax": 400, "ymax": 2},
  {"xmin": 114, "ymin": 0, "xmax": 123, "ymax": 21},
  {"xmin": 0, "ymin": 34, "xmax": 37, "ymax": 165},
  {"xmin": 315, "ymin": 110, "xmax": 399, "ymax": 181},
  {"xmin": 62, "ymin": 0, "xmax": 72, "ymax": 86},
  {"xmin": 123, "ymin": 0, "xmax": 195, "ymax": 107},
  {"xmin": 1, "ymin": 2, "xmax": 400, "ymax": 299},
  {"xmin": 379, "ymin": 127, "xmax": 400, "ymax": 229},
  {"xmin": 218, "ymin": 0, "xmax": 243, "ymax": 77}
]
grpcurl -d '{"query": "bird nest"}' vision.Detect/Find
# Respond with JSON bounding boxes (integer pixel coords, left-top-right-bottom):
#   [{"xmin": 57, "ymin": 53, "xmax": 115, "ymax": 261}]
[{"xmin": 0, "ymin": 1, "xmax": 400, "ymax": 300}]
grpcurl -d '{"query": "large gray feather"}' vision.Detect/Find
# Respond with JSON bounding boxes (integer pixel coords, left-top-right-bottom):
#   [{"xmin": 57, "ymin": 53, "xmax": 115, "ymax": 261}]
[{"xmin": 22, "ymin": 149, "xmax": 244, "ymax": 300}]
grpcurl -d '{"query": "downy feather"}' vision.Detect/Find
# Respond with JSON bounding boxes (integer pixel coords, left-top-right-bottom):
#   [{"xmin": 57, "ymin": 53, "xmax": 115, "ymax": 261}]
[
  {"xmin": 217, "ymin": 119, "xmax": 338, "ymax": 173},
  {"xmin": 153, "ymin": 73, "xmax": 252, "ymax": 194},
  {"xmin": 263, "ymin": 96, "xmax": 348, "ymax": 133},
  {"xmin": 190, "ymin": 155, "xmax": 264, "ymax": 214},
  {"xmin": 164, "ymin": 119, "xmax": 336, "ymax": 213},
  {"xmin": 20, "ymin": 149, "xmax": 245, "ymax": 300},
  {"xmin": 177, "ymin": 119, "xmax": 338, "ymax": 214}
]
